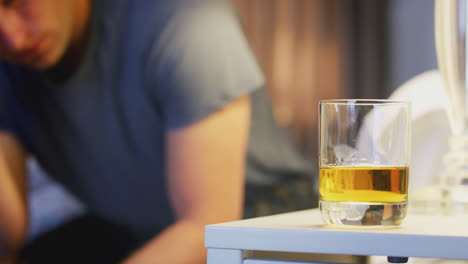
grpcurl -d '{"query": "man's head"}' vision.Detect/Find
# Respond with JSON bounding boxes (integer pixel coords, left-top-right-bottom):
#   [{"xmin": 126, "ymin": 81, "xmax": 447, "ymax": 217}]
[{"xmin": 0, "ymin": 0, "xmax": 90, "ymax": 71}]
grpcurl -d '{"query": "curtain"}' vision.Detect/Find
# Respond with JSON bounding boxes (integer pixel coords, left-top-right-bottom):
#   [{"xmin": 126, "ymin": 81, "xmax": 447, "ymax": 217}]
[{"xmin": 232, "ymin": 0, "xmax": 353, "ymax": 156}]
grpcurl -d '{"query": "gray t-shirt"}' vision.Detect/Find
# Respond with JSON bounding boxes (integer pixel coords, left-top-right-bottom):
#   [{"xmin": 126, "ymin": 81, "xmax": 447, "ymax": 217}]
[{"xmin": 0, "ymin": 0, "xmax": 263, "ymax": 244}]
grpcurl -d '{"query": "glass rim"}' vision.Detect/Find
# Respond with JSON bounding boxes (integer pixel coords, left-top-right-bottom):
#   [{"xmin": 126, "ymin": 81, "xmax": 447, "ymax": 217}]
[{"xmin": 319, "ymin": 99, "xmax": 411, "ymax": 105}]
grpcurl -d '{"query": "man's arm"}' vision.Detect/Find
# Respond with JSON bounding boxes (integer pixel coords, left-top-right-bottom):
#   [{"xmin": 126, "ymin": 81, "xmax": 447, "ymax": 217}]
[
  {"xmin": 0, "ymin": 132, "xmax": 28, "ymax": 264},
  {"xmin": 123, "ymin": 95, "xmax": 251, "ymax": 264}
]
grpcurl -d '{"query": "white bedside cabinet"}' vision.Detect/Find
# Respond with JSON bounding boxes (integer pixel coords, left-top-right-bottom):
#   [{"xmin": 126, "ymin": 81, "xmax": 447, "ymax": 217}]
[{"xmin": 205, "ymin": 209, "xmax": 468, "ymax": 264}]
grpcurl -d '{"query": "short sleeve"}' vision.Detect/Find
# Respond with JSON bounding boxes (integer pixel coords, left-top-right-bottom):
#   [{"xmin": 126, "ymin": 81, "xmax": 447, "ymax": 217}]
[{"xmin": 147, "ymin": 0, "xmax": 264, "ymax": 129}]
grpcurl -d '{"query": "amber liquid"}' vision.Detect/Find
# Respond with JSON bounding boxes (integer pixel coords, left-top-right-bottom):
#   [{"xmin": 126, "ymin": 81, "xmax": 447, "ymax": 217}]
[{"xmin": 319, "ymin": 166, "xmax": 408, "ymax": 203}]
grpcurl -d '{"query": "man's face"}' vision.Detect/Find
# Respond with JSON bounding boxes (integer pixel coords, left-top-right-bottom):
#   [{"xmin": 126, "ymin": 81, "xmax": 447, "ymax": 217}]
[{"xmin": 0, "ymin": 0, "xmax": 82, "ymax": 70}]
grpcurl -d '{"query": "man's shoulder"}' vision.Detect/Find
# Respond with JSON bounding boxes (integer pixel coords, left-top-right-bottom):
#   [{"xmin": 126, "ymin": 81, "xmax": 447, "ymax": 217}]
[{"xmin": 125, "ymin": 0, "xmax": 235, "ymax": 31}]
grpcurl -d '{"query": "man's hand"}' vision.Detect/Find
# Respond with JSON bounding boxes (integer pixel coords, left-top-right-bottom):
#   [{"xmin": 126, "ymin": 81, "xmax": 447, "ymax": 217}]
[{"xmin": 0, "ymin": 132, "xmax": 28, "ymax": 263}]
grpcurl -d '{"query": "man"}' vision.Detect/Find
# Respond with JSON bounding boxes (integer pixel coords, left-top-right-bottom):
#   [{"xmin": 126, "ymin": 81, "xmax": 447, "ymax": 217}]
[{"xmin": 0, "ymin": 0, "xmax": 261, "ymax": 263}]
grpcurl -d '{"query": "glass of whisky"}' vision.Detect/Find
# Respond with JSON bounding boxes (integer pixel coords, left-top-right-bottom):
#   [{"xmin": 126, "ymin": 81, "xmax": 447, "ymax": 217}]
[{"xmin": 319, "ymin": 100, "xmax": 411, "ymax": 227}]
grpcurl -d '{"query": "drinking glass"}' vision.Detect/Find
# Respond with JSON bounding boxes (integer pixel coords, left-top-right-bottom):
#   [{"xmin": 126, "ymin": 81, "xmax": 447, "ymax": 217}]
[{"xmin": 319, "ymin": 100, "xmax": 411, "ymax": 227}]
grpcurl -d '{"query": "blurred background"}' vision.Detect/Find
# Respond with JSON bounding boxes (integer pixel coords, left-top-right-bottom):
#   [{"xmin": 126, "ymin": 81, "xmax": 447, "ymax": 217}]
[
  {"xmin": 231, "ymin": 1, "xmax": 439, "ymax": 261},
  {"xmin": 232, "ymin": 0, "xmax": 437, "ymax": 159},
  {"xmin": 29, "ymin": 1, "xmax": 441, "ymax": 255}
]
